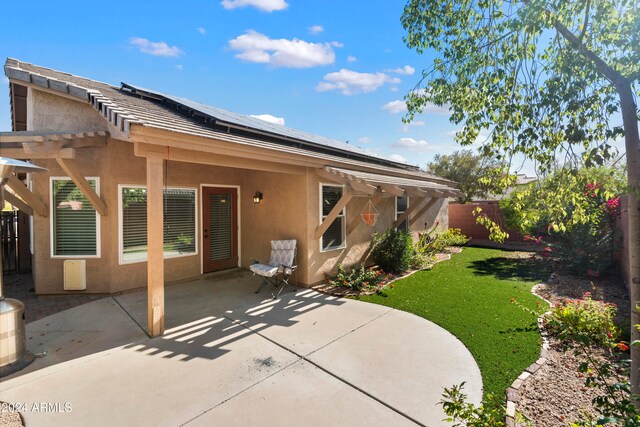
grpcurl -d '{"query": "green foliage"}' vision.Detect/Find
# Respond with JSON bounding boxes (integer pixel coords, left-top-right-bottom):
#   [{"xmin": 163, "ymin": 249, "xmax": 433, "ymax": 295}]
[
  {"xmin": 426, "ymin": 150, "xmax": 514, "ymax": 203},
  {"xmin": 472, "ymin": 207, "xmax": 510, "ymax": 243},
  {"xmin": 548, "ymin": 301, "xmax": 640, "ymax": 426},
  {"xmin": 440, "ymin": 383, "xmax": 507, "ymax": 427},
  {"xmin": 545, "ymin": 292, "xmax": 619, "ymax": 346},
  {"xmin": 401, "ymin": 0, "xmax": 639, "ymax": 172},
  {"xmin": 358, "ymin": 247, "xmax": 550, "ymax": 398},
  {"xmin": 371, "ymin": 229, "xmax": 415, "ymax": 274},
  {"xmin": 326, "ymin": 264, "xmax": 394, "ymax": 292},
  {"xmin": 501, "ymin": 166, "xmax": 625, "ymax": 274},
  {"xmin": 416, "ymin": 226, "xmax": 470, "ymax": 255}
]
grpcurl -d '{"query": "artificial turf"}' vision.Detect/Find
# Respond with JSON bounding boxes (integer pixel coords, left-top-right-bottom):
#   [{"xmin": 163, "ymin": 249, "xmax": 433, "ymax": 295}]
[{"xmin": 356, "ymin": 246, "xmax": 550, "ymax": 399}]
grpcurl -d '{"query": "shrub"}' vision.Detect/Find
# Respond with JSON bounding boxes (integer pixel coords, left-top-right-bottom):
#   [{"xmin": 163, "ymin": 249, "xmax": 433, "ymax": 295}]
[
  {"xmin": 416, "ymin": 226, "xmax": 470, "ymax": 255},
  {"xmin": 326, "ymin": 264, "xmax": 393, "ymax": 291},
  {"xmin": 545, "ymin": 292, "xmax": 619, "ymax": 346},
  {"xmin": 500, "ymin": 166, "xmax": 625, "ymax": 275},
  {"xmin": 371, "ymin": 229, "xmax": 415, "ymax": 274},
  {"xmin": 440, "ymin": 383, "xmax": 508, "ymax": 427}
]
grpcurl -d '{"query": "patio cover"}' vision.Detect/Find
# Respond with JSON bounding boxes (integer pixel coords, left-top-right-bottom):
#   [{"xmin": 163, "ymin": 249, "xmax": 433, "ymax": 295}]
[{"xmin": 318, "ymin": 166, "xmax": 463, "ymax": 198}]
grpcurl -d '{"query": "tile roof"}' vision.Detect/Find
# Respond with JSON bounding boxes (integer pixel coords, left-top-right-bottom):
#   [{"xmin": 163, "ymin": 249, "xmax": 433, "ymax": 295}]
[{"xmin": 3, "ymin": 58, "xmax": 454, "ymax": 185}]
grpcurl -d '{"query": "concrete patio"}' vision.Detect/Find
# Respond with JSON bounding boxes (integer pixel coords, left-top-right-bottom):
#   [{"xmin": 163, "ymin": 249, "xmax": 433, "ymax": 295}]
[{"xmin": 0, "ymin": 270, "xmax": 482, "ymax": 426}]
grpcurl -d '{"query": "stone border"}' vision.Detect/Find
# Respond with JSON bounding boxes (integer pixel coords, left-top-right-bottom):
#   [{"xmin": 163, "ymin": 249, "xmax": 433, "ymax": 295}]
[{"xmin": 505, "ymin": 275, "xmax": 555, "ymax": 426}]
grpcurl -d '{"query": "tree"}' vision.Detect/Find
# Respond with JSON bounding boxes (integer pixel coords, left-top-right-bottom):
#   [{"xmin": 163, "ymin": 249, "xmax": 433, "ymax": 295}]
[
  {"xmin": 402, "ymin": 0, "xmax": 639, "ymax": 391},
  {"xmin": 426, "ymin": 149, "xmax": 509, "ymax": 203}
]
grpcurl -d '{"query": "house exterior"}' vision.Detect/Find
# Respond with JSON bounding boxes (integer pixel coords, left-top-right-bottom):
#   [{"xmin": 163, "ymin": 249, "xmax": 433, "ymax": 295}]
[{"xmin": 1, "ymin": 58, "xmax": 461, "ymax": 335}]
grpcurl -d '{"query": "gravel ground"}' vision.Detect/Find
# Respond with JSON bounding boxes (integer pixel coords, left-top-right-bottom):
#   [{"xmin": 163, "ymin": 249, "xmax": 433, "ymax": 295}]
[{"xmin": 517, "ymin": 272, "xmax": 629, "ymax": 427}]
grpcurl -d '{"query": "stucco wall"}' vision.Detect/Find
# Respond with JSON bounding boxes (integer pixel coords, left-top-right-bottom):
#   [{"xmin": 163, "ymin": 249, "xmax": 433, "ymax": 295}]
[{"xmin": 306, "ymin": 171, "xmax": 448, "ymax": 285}]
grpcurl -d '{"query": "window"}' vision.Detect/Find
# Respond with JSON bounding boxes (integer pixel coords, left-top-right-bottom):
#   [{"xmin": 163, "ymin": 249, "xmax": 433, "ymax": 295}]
[
  {"xmin": 321, "ymin": 184, "xmax": 346, "ymax": 251},
  {"xmin": 51, "ymin": 177, "xmax": 100, "ymax": 257},
  {"xmin": 120, "ymin": 186, "xmax": 197, "ymax": 263},
  {"xmin": 396, "ymin": 196, "xmax": 409, "ymax": 232}
]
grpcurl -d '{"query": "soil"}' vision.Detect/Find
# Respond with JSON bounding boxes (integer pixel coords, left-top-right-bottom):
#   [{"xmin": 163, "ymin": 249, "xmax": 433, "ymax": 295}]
[{"xmin": 517, "ymin": 272, "xmax": 630, "ymax": 427}]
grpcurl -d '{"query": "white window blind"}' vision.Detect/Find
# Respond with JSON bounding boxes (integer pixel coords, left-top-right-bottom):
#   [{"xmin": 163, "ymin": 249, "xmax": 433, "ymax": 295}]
[
  {"xmin": 52, "ymin": 178, "xmax": 99, "ymax": 256},
  {"xmin": 321, "ymin": 185, "xmax": 345, "ymax": 251},
  {"xmin": 121, "ymin": 187, "xmax": 196, "ymax": 263},
  {"xmin": 396, "ymin": 196, "xmax": 409, "ymax": 232}
]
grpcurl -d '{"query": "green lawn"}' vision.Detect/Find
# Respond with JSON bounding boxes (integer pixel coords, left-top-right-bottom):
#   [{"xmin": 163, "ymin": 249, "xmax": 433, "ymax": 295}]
[{"xmin": 356, "ymin": 246, "xmax": 550, "ymax": 399}]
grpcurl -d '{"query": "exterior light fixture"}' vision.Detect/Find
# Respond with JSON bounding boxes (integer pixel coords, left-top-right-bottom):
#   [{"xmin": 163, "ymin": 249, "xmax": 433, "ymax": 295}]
[{"xmin": 253, "ymin": 192, "xmax": 263, "ymax": 204}]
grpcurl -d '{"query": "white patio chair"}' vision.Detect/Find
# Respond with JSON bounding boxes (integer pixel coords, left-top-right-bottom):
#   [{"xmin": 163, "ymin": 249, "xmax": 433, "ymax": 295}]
[{"xmin": 250, "ymin": 239, "xmax": 298, "ymax": 299}]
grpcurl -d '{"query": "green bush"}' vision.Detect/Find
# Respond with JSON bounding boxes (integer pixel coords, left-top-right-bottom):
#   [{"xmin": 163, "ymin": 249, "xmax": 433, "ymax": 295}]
[
  {"xmin": 416, "ymin": 227, "xmax": 470, "ymax": 255},
  {"xmin": 440, "ymin": 383, "xmax": 508, "ymax": 427},
  {"xmin": 545, "ymin": 292, "xmax": 619, "ymax": 346},
  {"xmin": 371, "ymin": 229, "xmax": 415, "ymax": 274},
  {"xmin": 326, "ymin": 264, "xmax": 393, "ymax": 291}
]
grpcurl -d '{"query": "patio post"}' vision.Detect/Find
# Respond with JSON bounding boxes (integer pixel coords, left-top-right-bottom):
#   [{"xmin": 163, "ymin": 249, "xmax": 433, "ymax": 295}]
[{"xmin": 146, "ymin": 155, "xmax": 165, "ymax": 337}]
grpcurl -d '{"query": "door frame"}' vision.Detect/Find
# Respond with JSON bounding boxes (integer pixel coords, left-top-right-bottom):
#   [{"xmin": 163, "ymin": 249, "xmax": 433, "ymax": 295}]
[{"xmin": 199, "ymin": 184, "xmax": 241, "ymax": 275}]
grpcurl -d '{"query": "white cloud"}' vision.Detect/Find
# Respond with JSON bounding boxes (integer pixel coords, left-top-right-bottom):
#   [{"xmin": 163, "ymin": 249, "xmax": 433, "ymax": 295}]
[
  {"xmin": 388, "ymin": 153, "xmax": 407, "ymax": 163},
  {"xmin": 130, "ymin": 37, "xmax": 183, "ymax": 57},
  {"xmin": 228, "ymin": 30, "xmax": 338, "ymax": 68},
  {"xmin": 175, "ymin": 64, "xmax": 184, "ymax": 71},
  {"xmin": 381, "ymin": 100, "xmax": 407, "ymax": 114},
  {"xmin": 347, "ymin": 55, "xmax": 357, "ymax": 63},
  {"xmin": 250, "ymin": 113, "xmax": 285, "ymax": 126},
  {"xmin": 358, "ymin": 136, "xmax": 372, "ymax": 144},
  {"xmin": 197, "ymin": 27, "xmax": 206, "ymax": 34},
  {"xmin": 388, "ymin": 65, "xmax": 415, "ymax": 76},
  {"xmin": 401, "ymin": 121, "xmax": 425, "ymax": 133},
  {"xmin": 316, "ymin": 69, "xmax": 401, "ymax": 95},
  {"xmin": 392, "ymin": 137, "xmax": 432, "ymax": 154},
  {"xmin": 308, "ymin": 25, "xmax": 324, "ymax": 35},
  {"xmin": 221, "ymin": 0, "xmax": 288, "ymax": 12},
  {"xmin": 447, "ymin": 128, "xmax": 490, "ymax": 145}
]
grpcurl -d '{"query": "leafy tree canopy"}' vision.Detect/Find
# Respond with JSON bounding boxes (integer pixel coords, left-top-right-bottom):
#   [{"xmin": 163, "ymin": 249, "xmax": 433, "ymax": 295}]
[
  {"xmin": 426, "ymin": 149, "xmax": 512, "ymax": 202},
  {"xmin": 402, "ymin": 0, "xmax": 639, "ymax": 171}
]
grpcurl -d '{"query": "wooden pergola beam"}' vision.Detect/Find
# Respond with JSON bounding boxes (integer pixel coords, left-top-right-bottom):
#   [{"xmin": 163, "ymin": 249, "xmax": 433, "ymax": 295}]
[
  {"xmin": 392, "ymin": 197, "xmax": 425, "ymax": 229},
  {"xmin": 6, "ymin": 174, "xmax": 48, "ymax": 217},
  {"xmin": 0, "ymin": 130, "xmax": 107, "ymax": 143},
  {"xmin": 316, "ymin": 167, "xmax": 377, "ymax": 195},
  {"xmin": 56, "ymin": 158, "xmax": 108, "ymax": 216},
  {"xmin": 134, "ymin": 142, "xmax": 306, "ymax": 175},
  {"xmin": 380, "ymin": 184, "xmax": 404, "ymax": 197},
  {"xmin": 409, "ymin": 197, "xmax": 439, "ymax": 227},
  {"xmin": 3, "ymin": 190, "xmax": 33, "ymax": 216},
  {"xmin": 0, "ymin": 148, "xmax": 75, "ymax": 159},
  {"xmin": 146, "ymin": 155, "xmax": 165, "ymax": 337},
  {"xmin": 314, "ymin": 188, "xmax": 353, "ymax": 240}
]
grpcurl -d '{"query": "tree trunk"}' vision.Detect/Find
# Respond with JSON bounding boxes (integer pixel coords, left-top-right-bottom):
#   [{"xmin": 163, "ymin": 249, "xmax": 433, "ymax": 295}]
[{"xmin": 618, "ymin": 81, "xmax": 640, "ymax": 396}]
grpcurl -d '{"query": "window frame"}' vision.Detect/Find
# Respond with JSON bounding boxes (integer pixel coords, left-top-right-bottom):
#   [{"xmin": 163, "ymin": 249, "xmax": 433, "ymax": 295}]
[
  {"xmin": 49, "ymin": 176, "xmax": 101, "ymax": 259},
  {"xmin": 319, "ymin": 183, "xmax": 347, "ymax": 253},
  {"xmin": 118, "ymin": 184, "xmax": 199, "ymax": 265},
  {"xmin": 395, "ymin": 195, "xmax": 410, "ymax": 232}
]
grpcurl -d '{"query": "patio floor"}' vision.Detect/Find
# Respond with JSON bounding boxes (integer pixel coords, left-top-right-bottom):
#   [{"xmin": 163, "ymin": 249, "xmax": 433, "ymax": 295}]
[{"xmin": 0, "ymin": 270, "xmax": 482, "ymax": 427}]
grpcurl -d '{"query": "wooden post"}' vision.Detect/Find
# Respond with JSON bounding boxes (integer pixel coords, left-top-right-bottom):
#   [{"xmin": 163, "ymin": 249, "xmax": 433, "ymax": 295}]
[{"xmin": 146, "ymin": 156, "xmax": 165, "ymax": 337}]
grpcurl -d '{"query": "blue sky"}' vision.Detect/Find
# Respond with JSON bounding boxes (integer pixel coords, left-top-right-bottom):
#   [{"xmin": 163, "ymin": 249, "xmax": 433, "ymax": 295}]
[{"xmin": 4, "ymin": 0, "xmax": 616, "ymax": 176}]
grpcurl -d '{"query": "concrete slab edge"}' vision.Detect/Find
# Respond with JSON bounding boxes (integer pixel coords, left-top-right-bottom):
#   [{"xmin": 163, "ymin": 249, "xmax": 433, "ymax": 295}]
[
  {"xmin": 222, "ymin": 309, "xmax": 426, "ymax": 427},
  {"xmin": 504, "ymin": 274, "xmax": 555, "ymax": 427}
]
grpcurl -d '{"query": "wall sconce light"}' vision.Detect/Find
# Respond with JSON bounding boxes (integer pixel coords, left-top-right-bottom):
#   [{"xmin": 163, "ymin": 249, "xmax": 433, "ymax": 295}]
[{"xmin": 253, "ymin": 192, "xmax": 263, "ymax": 204}]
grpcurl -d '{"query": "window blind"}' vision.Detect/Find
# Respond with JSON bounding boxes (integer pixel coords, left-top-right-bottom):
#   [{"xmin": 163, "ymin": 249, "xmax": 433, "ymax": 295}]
[
  {"xmin": 52, "ymin": 179, "xmax": 98, "ymax": 256},
  {"xmin": 321, "ymin": 185, "xmax": 345, "ymax": 251},
  {"xmin": 121, "ymin": 187, "xmax": 196, "ymax": 262},
  {"xmin": 396, "ymin": 196, "xmax": 409, "ymax": 232}
]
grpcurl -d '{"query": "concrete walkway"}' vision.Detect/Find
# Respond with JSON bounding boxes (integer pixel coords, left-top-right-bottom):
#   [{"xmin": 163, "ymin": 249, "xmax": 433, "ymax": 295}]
[{"xmin": 0, "ymin": 271, "xmax": 482, "ymax": 426}]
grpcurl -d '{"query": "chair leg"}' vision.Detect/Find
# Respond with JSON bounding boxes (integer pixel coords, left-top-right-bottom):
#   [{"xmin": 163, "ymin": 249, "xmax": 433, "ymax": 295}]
[{"xmin": 254, "ymin": 276, "xmax": 270, "ymax": 294}]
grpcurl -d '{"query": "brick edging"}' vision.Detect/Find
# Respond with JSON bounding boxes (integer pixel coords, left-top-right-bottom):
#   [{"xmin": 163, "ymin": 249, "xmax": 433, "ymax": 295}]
[{"xmin": 505, "ymin": 275, "xmax": 555, "ymax": 426}]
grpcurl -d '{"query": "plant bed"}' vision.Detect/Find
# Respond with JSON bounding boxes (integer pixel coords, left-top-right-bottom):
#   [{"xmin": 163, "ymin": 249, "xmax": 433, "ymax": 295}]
[
  {"xmin": 313, "ymin": 247, "xmax": 462, "ymax": 298},
  {"xmin": 515, "ymin": 273, "xmax": 630, "ymax": 426}
]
